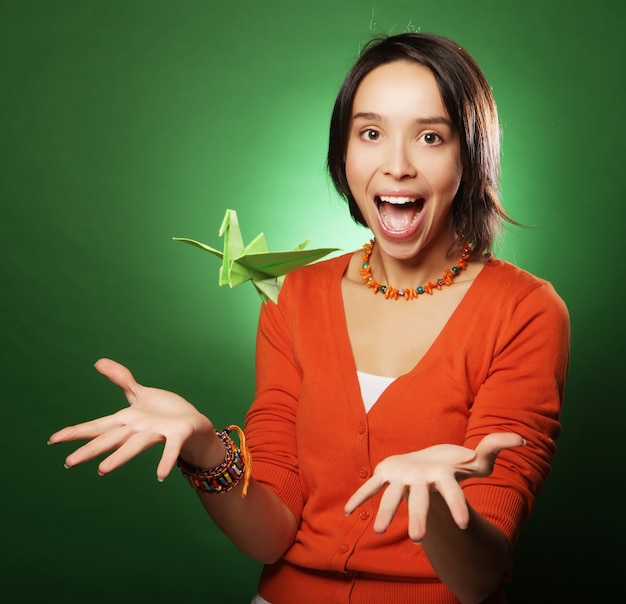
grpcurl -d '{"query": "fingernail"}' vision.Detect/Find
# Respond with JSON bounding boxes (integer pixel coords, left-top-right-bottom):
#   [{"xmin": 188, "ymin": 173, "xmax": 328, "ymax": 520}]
[
  {"xmin": 158, "ymin": 477, "xmax": 165, "ymax": 483},
  {"xmin": 63, "ymin": 463, "xmax": 70, "ymax": 469},
  {"xmin": 459, "ymin": 524, "xmax": 468, "ymax": 530},
  {"xmin": 412, "ymin": 540, "xmax": 422, "ymax": 545},
  {"xmin": 521, "ymin": 438, "xmax": 527, "ymax": 446}
]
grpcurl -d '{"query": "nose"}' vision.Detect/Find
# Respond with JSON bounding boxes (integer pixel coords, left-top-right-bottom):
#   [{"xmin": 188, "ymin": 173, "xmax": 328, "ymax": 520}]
[{"xmin": 382, "ymin": 141, "xmax": 417, "ymax": 179}]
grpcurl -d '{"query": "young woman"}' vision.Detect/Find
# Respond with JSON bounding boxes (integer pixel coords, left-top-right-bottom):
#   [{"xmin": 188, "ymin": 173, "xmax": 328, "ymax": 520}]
[{"xmin": 49, "ymin": 33, "xmax": 570, "ymax": 604}]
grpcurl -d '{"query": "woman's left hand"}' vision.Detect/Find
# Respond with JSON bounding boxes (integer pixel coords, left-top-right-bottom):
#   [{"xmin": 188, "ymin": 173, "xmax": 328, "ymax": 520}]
[{"xmin": 344, "ymin": 432, "xmax": 525, "ymax": 543}]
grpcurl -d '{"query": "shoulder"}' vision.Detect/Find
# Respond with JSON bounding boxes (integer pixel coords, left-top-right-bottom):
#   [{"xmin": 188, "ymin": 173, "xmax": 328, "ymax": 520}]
[
  {"xmin": 481, "ymin": 257, "xmax": 547, "ymax": 287},
  {"xmin": 288, "ymin": 252, "xmax": 353, "ymax": 279},
  {"xmin": 477, "ymin": 258, "xmax": 570, "ymax": 336},
  {"xmin": 278, "ymin": 252, "xmax": 353, "ymax": 298},
  {"xmin": 481, "ymin": 258, "xmax": 567, "ymax": 307},
  {"xmin": 259, "ymin": 252, "xmax": 353, "ymax": 321}
]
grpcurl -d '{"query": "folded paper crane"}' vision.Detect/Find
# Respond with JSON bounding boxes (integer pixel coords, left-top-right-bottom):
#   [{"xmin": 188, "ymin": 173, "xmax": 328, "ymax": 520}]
[{"xmin": 173, "ymin": 209, "xmax": 339, "ymax": 303}]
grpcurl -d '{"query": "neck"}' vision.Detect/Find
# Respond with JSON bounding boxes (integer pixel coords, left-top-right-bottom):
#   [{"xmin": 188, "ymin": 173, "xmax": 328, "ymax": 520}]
[
  {"xmin": 370, "ymin": 235, "xmax": 461, "ymax": 286},
  {"xmin": 358, "ymin": 233, "xmax": 472, "ymax": 301}
]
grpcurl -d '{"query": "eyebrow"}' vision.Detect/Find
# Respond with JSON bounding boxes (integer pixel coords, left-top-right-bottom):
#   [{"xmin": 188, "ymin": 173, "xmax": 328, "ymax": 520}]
[{"xmin": 352, "ymin": 112, "xmax": 453, "ymax": 128}]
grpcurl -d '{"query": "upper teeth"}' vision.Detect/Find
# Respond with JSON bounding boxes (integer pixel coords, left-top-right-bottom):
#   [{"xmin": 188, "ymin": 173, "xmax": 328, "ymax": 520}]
[{"xmin": 378, "ymin": 196, "xmax": 418, "ymax": 204}]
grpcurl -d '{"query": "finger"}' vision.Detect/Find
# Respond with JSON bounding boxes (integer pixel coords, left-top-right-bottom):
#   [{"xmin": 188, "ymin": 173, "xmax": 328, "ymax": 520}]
[
  {"xmin": 473, "ymin": 432, "xmax": 526, "ymax": 475},
  {"xmin": 434, "ymin": 474, "xmax": 469, "ymax": 529},
  {"xmin": 478, "ymin": 432, "xmax": 525, "ymax": 455},
  {"xmin": 64, "ymin": 425, "xmax": 133, "ymax": 468},
  {"xmin": 406, "ymin": 482, "xmax": 429, "ymax": 543},
  {"xmin": 156, "ymin": 436, "xmax": 185, "ymax": 481},
  {"xmin": 345, "ymin": 477, "xmax": 385, "ymax": 516},
  {"xmin": 97, "ymin": 431, "xmax": 165, "ymax": 476},
  {"xmin": 49, "ymin": 413, "xmax": 125, "ymax": 445},
  {"xmin": 373, "ymin": 482, "xmax": 406, "ymax": 534},
  {"xmin": 454, "ymin": 432, "xmax": 525, "ymax": 477},
  {"xmin": 94, "ymin": 358, "xmax": 141, "ymax": 404}
]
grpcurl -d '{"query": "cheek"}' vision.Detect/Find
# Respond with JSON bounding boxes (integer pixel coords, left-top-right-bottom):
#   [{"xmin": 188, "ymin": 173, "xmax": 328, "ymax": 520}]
[
  {"xmin": 344, "ymin": 145, "xmax": 366, "ymax": 192},
  {"xmin": 444, "ymin": 165, "xmax": 463, "ymax": 193},
  {"xmin": 427, "ymin": 154, "xmax": 463, "ymax": 193}
]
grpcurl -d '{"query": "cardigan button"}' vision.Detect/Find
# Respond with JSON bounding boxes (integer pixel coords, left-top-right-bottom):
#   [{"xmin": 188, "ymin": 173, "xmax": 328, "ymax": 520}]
[
  {"xmin": 358, "ymin": 423, "xmax": 366, "ymax": 434},
  {"xmin": 339, "ymin": 544, "xmax": 349, "ymax": 553},
  {"xmin": 359, "ymin": 511, "xmax": 370, "ymax": 520},
  {"xmin": 358, "ymin": 467, "xmax": 368, "ymax": 479}
]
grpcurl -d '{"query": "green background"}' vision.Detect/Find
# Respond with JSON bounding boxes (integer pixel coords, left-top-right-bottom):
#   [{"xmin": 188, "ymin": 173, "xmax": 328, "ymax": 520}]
[{"xmin": 2, "ymin": 0, "xmax": 624, "ymax": 601}]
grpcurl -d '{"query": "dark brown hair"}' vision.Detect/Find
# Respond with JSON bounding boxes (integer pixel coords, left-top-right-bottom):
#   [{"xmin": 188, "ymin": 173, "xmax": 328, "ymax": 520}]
[{"xmin": 327, "ymin": 32, "xmax": 514, "ymax": 257}]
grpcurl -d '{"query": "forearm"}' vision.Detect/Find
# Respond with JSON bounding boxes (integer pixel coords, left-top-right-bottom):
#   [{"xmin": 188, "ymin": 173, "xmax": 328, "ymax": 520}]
[
  {"xmin": 195, "ymin": 477, "xmax": 297, "ymax": 563},
  {"xmin": 422, "ymin": 493, "xmax": 509, "ymax": 604},
  {"xmin": 180, "ymin": 432, "xmax": 298, "ymax": 564}
]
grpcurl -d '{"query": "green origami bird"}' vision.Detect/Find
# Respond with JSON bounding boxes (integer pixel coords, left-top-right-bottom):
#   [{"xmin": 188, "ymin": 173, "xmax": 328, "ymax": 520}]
[{"xmin": 173, "ymin": 209, "xmax": 339, "ymax": 303}]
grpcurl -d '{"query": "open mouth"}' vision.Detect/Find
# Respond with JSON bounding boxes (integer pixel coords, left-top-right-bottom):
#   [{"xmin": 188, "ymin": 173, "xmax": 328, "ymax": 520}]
[{"xmin": 376, "ymin": 195, "xmax": 425, "ymax": 232}]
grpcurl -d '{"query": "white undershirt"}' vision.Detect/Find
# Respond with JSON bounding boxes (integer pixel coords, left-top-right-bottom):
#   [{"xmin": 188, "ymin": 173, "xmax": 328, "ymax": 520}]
[{"xmin": 357, "ymin": 370, "xmax": 396, "ymax": 412}]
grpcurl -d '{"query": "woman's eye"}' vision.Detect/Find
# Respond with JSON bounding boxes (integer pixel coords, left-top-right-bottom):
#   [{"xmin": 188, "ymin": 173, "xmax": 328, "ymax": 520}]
[
  {"xmin": 422, "ymin": 132, "xmax": 442, "ymax": 145},
  {"xmin": 361, "ymin": 129, "xmax": 380, "ymax": 141}
]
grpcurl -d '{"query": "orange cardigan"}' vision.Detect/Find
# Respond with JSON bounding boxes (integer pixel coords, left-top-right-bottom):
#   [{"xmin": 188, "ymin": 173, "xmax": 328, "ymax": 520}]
[{"xmin": 245, "ymin": 254, "xmax": 570, "ymax": 603}]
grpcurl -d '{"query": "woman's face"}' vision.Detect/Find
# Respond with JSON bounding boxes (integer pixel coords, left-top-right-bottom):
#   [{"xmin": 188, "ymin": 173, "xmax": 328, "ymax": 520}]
[{"xmin": 345, "ymin": 60, "xmax": 463, "ymax": 261}]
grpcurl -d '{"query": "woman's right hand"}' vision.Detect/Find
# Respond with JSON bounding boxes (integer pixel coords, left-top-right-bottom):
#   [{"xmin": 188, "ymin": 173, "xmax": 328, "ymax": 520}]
[{"xmin": 48, "ymin": 358, "xmax": 222, "ymax": 481}]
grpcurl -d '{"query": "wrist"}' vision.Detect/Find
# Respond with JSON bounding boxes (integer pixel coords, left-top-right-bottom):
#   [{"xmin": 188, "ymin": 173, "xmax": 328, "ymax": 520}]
[
  {"xmin": 180, "ymin": 426, "xmax": 227, "ymax": 469},
  {"xmin": 177, "ymin": 425, "xmax": 252, "ymax": 498}
]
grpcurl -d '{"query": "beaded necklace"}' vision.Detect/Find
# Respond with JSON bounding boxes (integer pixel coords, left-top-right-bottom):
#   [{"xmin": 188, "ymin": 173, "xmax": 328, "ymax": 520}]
[{"xmin": 358, "ymin": 238, "xmax": 472, "ymax": 301}]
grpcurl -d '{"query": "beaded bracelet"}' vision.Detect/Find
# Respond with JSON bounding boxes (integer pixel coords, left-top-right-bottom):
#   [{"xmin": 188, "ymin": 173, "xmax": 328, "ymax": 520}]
[{"xmin": 177, "ymin": 425, "xmax": 252, "ymax": 498}]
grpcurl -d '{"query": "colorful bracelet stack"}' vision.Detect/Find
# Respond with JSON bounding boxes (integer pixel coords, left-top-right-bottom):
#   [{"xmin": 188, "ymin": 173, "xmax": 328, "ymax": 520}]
[{"xmin": 177, "ymin": 425, "xmax": 252, "ymax": 498}]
